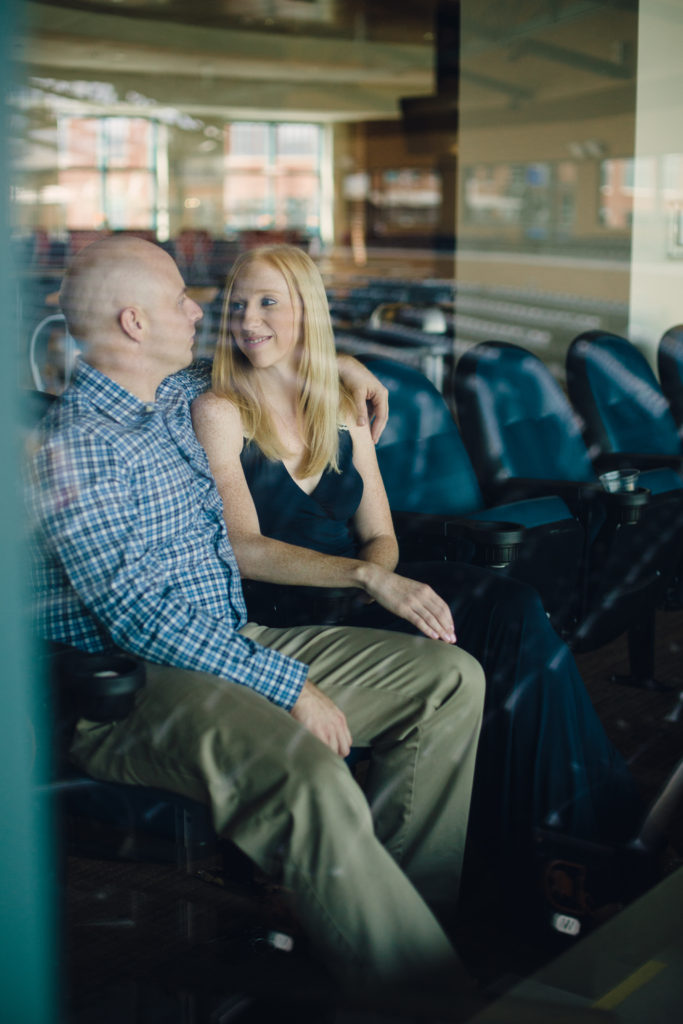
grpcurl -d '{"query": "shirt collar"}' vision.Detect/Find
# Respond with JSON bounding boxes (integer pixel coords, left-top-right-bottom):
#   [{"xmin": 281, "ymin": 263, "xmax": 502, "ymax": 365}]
[
  {"xmin": 157, "ymin": 358, "xmax": 213, "ymax": 404},
  {"xmin": 69, "ymin": 359, "xmax": 157, "ymax": 424}
]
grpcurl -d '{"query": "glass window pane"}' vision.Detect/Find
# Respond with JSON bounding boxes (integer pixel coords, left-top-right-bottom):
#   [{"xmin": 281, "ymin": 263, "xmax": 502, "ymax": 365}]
[
  {"xmin": 662, "ymin": 153, "xmax": 683, "ymax": 197},
  {"xmin": 275, "ymin": 123, "xmax": 318, "ymax": 158},
  {"xmin": 226, "ymin": 123, "xmax": 269, "ymax": 158},
  {"xmin": 224, "ymin": 171, "xmax": 271, "ymax": 229},
  {"xmin": 273, "ymin": 170, "xmax": 320, "ymax": 229},
  {"xmin": 105, "ymin": 170, "xmax": 155, "ymax": 229}
]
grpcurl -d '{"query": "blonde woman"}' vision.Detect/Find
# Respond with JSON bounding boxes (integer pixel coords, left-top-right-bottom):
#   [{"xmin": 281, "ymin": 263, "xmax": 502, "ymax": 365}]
[
  {"xmin": 192, "ymin": 244, "xmax": 641, "ymax": 897},
  {"xmin": 194, "ymin": 243, "xmax": 457, "ymax": 640}
]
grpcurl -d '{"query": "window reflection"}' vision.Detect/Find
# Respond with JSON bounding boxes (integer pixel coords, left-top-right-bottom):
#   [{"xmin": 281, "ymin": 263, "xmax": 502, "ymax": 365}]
[
  {"xmin": 368, "ymin": 168, "xmax": 442, "ymax": 237},
  {"xmin": 8, "ymin": 3, "xmax": 683, "ymax": 381},
  {"xmin": 58, "ymin": 116, "xmax": 156, "ymax": 230},
  {"xmin": 223, "ymin": 122, "xmax": 321, "ymax": 233},
  {"xmin": 600, "ymin": 154, "xmax": 683, "ymax": 231},
  {"xmin": 7, "ymin": 2, "xmax": 683, "ymax": 1021}
]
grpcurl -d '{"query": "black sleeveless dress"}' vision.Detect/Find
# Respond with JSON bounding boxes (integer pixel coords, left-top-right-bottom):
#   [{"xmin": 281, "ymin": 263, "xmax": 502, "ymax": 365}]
[
  {"xmin": 240, "ymin": 427, "xmax": 362, "ymax": 559},
  {"xmin": 239, "ymin": 429, "xmax": 643, "ymax": 876}
]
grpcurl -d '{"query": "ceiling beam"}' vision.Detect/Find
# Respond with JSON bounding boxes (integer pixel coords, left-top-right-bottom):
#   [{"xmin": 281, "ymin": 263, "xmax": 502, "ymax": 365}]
[
  {"xmin": 19, "ymin": 66, "xmax": 408, "ymax": 122},
  {"xmin": 19, "ymin": 2, "xmax": 433, "ymax": 88},
  {"xmin": 509, "ymin": 38, "xmax": 634, "ymax": 79}
]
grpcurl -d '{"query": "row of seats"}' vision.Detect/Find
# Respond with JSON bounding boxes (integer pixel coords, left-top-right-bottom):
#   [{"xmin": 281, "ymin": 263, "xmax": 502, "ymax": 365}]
[
  {"xmin": 567, "ymin": 326, "xmax": 683, "ymax": 455},
  {"xmin": 29, "ymin": 321, "xmax": 683, "ymax": 903},
  {"xmin": 12, "ymin": 228, "xmax": 312, "ymax": 285},
  {"xmin": 363, "ymin": 327, "xmax": 683, "ymax": 692},
  {"xmin": 244, "ymin": 323, "xmax": 683, "ymax": 694}
]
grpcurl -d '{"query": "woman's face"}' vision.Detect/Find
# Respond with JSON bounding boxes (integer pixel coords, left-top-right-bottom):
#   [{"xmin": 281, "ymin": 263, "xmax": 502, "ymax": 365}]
[{"xmin": 228, "ymin": 260, "xmax": 303, "ymax": 373}]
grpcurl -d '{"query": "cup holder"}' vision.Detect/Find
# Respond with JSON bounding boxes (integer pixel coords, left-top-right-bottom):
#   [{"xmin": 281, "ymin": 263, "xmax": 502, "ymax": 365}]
[
  {"xmin": 56, "ymin": 650, "xmax": 146, "ymax": 722},
  {"xmin": 605, "ymin": 486, "xmax": 650, "ymax": 526},
  {"xmin": 460, "ymin": 520, "xmax": 526, "ymax": 568}
]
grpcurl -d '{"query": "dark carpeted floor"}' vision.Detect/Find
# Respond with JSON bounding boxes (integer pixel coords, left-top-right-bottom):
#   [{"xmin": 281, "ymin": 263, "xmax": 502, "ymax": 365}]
[{"xmin": 60, "ymin": 608, "xmax": 683, "ymax": 1024}]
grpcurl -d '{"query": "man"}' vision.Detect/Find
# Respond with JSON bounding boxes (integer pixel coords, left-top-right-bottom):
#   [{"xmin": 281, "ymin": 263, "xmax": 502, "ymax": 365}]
[{"xmin": 29, "ymin": 235, "xmax": 485, "ymax": 997}]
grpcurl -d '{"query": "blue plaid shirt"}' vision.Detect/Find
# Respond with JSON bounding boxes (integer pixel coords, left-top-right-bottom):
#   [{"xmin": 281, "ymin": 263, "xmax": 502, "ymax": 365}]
[{"xmin": 29, "ymin": 359, "xmax": 308, "ymax": 709}]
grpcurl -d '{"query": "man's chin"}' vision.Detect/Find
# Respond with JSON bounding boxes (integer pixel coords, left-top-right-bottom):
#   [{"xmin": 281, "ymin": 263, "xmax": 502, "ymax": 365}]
[{"xmin": 164, "ymin": 353, "xmax": 194, "ymax": 379}]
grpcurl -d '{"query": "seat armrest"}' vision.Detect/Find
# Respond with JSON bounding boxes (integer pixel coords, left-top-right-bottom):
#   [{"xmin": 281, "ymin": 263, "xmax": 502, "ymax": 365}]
[
  {"xmin": 481, "ymin": 477, "xmax": 602, "ymax": 511},
  {"xmin": 391, "ymin": 509, "xmax": 452, "ymax": 537},
  {"xmin": 593, "ymin": 451, "xmax": 683, "ymax": 475},
  {"xmin": 52, "ymin": 647, "xmax": 146, "ymax": 723},
  {"xmin": 391, "ymin": 509, "xmax": 525, "ymax": 567},
  {"xmin": 241, "ymin": 579, "xmax": 362, "ymax": 628},
  {"xmin": 478, "ymin": 477, "xmax": 658, "ymax": 534}
]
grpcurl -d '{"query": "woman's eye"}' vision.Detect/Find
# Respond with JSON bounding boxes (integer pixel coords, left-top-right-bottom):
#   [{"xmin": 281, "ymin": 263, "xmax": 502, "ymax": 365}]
[
  {"xmin": 261, "ymin": 297, "xmax": 276, "ymax": 307},
  {"xmin": 229, "ymin": 301, "xmax": 245, "ymax": 313}
]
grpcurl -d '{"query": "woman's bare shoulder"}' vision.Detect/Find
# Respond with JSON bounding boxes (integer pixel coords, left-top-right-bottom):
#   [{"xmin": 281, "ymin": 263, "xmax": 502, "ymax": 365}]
[
  {"xmin": 192, "ymin": 390, "xmax": 241, "ymax": 423},
  {"xmin": 191, "ymin": 391, "xmax": 246, "ymax": 451}
]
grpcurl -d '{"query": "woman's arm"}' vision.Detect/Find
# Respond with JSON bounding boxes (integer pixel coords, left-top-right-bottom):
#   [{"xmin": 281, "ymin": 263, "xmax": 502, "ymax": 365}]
[
  {"xmin": 344, "ymin": 418, "xmax": 399, "ymax": 572},
  {"xmin": 191, "ymin": 391, "xmax": 375, "ymax": 589},
  {"xmin": 346, "ymin": 419, "xmax": 457, "ymax": 642},
  {"xmin": 191, "ymin": 392, "xmax": 455, "ymax": 642}
]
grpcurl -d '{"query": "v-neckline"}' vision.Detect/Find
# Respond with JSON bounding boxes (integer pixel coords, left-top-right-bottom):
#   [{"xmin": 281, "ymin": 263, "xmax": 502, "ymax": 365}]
[{"xmin": 280, "ymin": 462, "xmax": 325, "ymax": 499}]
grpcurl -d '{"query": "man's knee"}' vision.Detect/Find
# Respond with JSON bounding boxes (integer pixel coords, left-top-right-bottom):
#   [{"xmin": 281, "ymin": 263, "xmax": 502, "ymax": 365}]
[
  {"xmin": 466, "ymin": 652, "xmax": 486, "ymax": 713},
  {"xmin": 232, "ymin": 734, "xmax": 376, "ymax": 872},
  {"xmin": 429, "ymin": 642, "xmax": 486, "ymax": 712}
]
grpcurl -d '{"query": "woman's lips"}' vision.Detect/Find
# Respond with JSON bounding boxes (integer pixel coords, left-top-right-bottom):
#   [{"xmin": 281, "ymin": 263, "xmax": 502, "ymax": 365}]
[{"xmin": 242, "ymin": 335, "xmax": 271, "ymax": 346}]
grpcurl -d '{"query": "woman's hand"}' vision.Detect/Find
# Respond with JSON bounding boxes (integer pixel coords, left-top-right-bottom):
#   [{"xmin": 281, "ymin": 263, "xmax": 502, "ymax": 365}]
[{"xmin": 361, "ymin": 566, "xmax": 457, "ymax": 644}]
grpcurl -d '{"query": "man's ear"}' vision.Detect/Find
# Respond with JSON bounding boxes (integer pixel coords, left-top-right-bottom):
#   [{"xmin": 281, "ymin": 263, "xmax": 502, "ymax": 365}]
[{"xmin": 119, "ymin": 306, "xmax": 144, "ymax": 342}]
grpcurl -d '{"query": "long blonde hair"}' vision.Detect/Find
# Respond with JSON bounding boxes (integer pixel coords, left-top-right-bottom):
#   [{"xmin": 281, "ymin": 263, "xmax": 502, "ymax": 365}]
[{"xmin": 212, "ymin": 244, "xmax": 354, "ymax": 476}]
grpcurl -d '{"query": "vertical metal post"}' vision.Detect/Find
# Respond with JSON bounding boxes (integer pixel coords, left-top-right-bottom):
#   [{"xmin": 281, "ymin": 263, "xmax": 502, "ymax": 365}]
[{"xmin": 0, "ymin": 1, "xmax": 61, "ymax": 1019}]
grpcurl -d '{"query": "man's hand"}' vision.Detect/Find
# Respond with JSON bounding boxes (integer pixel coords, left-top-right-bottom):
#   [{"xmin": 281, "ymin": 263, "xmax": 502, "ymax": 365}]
[
  {"xmin": 291, "ymin": 680, "xmax": 352, "ymax": 757},
  {"xmin": 337, "ymin": 354, "xmax": 389, "ymax": 443}
]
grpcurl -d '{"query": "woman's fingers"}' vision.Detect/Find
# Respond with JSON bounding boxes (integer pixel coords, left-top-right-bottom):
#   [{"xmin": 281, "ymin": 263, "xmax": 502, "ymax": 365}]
[
  {"xmin": 369, "ymin": 572, "xmax": 457, "ymax": 643},
  {"xmin": 409, "ymin": 601, "xmax": 456, "ymax": 644},
  {"xmin": 402, "ymin": 582, "xmax": 456, "ymax": 642}
]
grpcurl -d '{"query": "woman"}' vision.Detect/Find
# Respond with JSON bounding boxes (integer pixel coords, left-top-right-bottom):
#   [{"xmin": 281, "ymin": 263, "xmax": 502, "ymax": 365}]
[{"xmin": 191, "ymin": 243, "xmax": 642, "ymax": 880}]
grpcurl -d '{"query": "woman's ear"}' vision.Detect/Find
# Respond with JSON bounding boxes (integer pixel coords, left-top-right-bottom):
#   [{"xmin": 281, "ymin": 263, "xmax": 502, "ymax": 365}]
[{"xmin": 119, "ymin": 306, "xmax": 143, "ymax": 341}]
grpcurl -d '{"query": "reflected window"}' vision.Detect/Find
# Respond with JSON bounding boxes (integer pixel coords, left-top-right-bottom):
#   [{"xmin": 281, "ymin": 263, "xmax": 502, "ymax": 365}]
[
  {"xmin": 464, "ymin": 164, "xmax": 523, "ymax": 225},
  {"xmin": 462, "ymin": 161, "xmax": 569, "ymax": 242},
  {"xmin": 228, "ymin": 123, "xmax": 268, "ymax": 157},
  {"xmin": 557, "ymin": 161, "xmax": 577, "ymax": 236},
  {"xmin": 600, "ymin": 156, "xmax": 658, "ymax": 228},
  {"xmin": 57, "ymin": 116, "xmax": 156, "ymax": 231},
  {"xmin": 367, "ymin": 168, "xmax": 442, "ymax": 237},
  {"xmin": 662, "ymin": 154, "xmax": 683, "ymax": 199},
  {"xmin": 276, "ymin": 123, "xmax": 318, "ymax": 156},
  {"xmin": 223, "ymin": 121, "xmax": 321, "ymax": 232}
]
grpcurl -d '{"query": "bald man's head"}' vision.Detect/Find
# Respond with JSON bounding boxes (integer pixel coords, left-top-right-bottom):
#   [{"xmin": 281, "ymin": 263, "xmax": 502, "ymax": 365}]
[
  {"xmin": 58, "ymin": 234, "xmax": 203, "ymax": 399},
  {"xmin": 59, "ymin": 235, "xmax": 173, "ymax": 345}
]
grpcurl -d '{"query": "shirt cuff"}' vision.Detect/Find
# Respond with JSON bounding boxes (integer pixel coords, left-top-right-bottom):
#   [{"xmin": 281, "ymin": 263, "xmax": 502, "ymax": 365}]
[{"xmin": 223, "ymin": 640, "xmax": 308, "ymax": 711}]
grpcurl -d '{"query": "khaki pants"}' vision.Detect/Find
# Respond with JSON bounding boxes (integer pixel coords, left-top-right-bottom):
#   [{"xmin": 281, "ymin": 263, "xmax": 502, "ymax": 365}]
[{"xmin": 70, "ymin": 623, "xmax": 484, "ymax": 990}]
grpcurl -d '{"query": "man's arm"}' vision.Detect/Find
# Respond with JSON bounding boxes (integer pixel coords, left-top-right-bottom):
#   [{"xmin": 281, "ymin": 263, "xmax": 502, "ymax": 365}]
[
  {"xmin": 31, "ymin": 429, "xmax": 308, "ymax": 710},
  {"xmin": 291, "ymin": 681, "xmax": 352, "ymax": 757},
  {"xmin": 337, "ymin": 354, "xmax": 389, "ymax": 443}
]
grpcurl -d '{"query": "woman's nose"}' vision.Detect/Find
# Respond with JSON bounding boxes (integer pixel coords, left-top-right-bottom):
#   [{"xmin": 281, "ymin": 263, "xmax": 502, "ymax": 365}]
[{"xmin": 242, "ymin": 302, "xmax": 262, "ymax": 328}]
